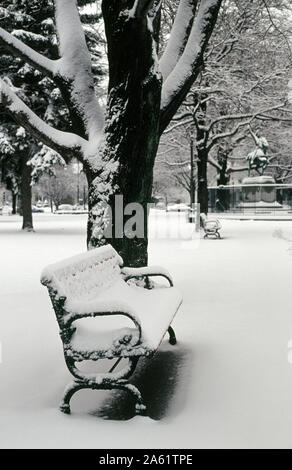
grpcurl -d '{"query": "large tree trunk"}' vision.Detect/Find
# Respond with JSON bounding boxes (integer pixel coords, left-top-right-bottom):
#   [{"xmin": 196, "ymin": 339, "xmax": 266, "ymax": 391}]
[
  {"xmin": 21, "ymin": 152, "xmax": 33, "ymax": 231},
  {"xmin": 87, "ymin": 1, "xmax": 161, "ymax": 267}
]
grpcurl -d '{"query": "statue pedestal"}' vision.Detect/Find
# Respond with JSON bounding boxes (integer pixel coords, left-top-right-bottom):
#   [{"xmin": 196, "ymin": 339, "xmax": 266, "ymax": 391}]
[
  {"xmin": 240, "ymin": 176, "xmax": 281, "ymax": 208},
  {"xmin": 242, "ymin": 176, "xmax": 275, "ymax": 185}
]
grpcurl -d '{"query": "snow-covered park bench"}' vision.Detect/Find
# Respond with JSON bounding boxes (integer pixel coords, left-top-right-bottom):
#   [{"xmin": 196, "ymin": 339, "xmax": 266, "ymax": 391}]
[
  {"xmin": 41, "ymin": 245, "xmax": 182, "ymax": 415},
  {"xmin": 201, "ymin": 214, "xmax": 222, "ymax": 239}
]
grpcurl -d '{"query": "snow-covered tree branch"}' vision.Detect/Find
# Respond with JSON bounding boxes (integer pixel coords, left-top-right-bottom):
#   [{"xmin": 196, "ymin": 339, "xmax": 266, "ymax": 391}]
[
  {"xmin": 130, "ymin": 0, "xmax": 158, "ymax": 18},
  {"xmin": 160, "ymin": 0, "xmax": 222, "ymax": 132},
  {"xmin": 53, "ymin": 0, "xmax": 105, "ymax": 141},
  {"xmin": 0, "ymin": 78, "xmax": 86, "ymax": 160},
  {"xmin": 0, "ymin": 26, "xmax": 55, "ymax": 77},
  {"xmin": 159, "ymin": 0, "xmax": 198, "ymax": 80}
]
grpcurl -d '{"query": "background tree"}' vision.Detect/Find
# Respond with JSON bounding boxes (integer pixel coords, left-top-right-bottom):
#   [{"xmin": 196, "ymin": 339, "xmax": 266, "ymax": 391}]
[
  {"xmin": 156, "ymin": 127, "xmax": 197, "ymax": 205},
  {"xmin": 34, "ymin": 163, "xmax": 87, "ymax": 210},
  {"xmin": 0, "ymin": 0, "xmax": 65, "ymax": 229},
  {"xmin": 157, "ymin": 0, "xmax": 292, "ymax": 213},
  {"xmin": 0, "ymin": 0, "xmax": 103, "ymax": 229}
]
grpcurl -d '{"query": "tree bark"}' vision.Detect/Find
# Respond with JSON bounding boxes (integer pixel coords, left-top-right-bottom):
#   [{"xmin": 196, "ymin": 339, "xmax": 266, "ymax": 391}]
[
  {"xmin": 86, "ymin": 1, "xmax": 162, "ymax": 267},
  {"xmin": 21, "ymin": 152, "xmax": 33, "ymax": 231}
]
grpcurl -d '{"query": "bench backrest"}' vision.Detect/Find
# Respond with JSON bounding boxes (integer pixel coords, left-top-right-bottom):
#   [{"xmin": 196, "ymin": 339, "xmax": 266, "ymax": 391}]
[
  {"xmin": 41, "ymin": 244, "xmax": 123, "ymax": 302},
  {"xmin": 204, "ymin": 219, "xmax": 221, "ymax": 230}
]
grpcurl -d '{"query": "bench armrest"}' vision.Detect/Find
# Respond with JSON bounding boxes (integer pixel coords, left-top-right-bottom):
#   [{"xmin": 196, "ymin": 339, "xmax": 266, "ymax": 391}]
[
  {"xmin": 63, "ymin": 303, "xmax": 142, "ymax": 347},
  {"xmin": 121, "ymin": 266, "xmax": 173, "ymax": 286}
]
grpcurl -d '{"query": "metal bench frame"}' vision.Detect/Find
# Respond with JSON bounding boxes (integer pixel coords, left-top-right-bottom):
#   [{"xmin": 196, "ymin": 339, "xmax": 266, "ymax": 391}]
[
  {"xmin": 41, "ymin": 253, "xmax": 178, "ymax": 416},
  {"xmin": 203, "ymin": 219, "xmax": 222, "ymax": 239}
]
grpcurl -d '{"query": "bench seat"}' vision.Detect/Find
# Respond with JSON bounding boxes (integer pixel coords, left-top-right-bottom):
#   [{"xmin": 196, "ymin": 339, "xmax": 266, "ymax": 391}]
[{"xmin": 67, "ymin": 279, "xmax": 182, "ymax": 359}]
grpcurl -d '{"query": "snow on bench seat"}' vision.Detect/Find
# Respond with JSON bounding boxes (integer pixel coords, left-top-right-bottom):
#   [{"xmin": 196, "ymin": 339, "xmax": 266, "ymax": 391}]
[{"xmin": 67, "ymin": 279, "xmax": 182, "ymax": 358}]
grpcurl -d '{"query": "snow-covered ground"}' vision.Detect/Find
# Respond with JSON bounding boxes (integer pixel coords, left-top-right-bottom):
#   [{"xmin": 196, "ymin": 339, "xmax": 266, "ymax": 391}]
[{"xmin": 1, "ymin": 213, "xmax": 292, "ymax": 448}]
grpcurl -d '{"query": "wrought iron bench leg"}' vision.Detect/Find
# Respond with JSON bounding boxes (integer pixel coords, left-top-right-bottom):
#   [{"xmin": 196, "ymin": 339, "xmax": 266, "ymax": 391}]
[
  {"xmin": 60, "ymin": 379, "xmax": 146, "ymax": 416},
  {"xmin": 60, "ymin": 357, "xmax": 146, "ymax": 415},
  {"xmin": 111, "ymin": 357, "xmax": 146, "ymax": 414},
  {"xmin": 60, "ymin": 379, "xmax": 89, "ymax": 414},
  {"xmin": 168, "ymin": 326, "xmax": 177, "ymax": 345},
  {"xmin": 111, "ymin": 382, "xmax": 146, "ymax": 414}
]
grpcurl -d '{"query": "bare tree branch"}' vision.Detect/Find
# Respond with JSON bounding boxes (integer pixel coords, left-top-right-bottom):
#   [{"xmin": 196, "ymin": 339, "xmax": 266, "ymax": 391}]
[
  {"xmin": 172, "ymin": 111, "xmax": 193, "ymax": 121},
  {"xmin": 207, "ymin": 155, "xmax": 222, "ymax": 171},
  {"xmin": 261, "ymin": 0, "xmax": 292, "ymax": 61},
  {"xmin": 163, "ymin": 118, "xmax": 193, "ymax": 134},
  {"xmin": 207, "ymin": 120, "xmax": 252, "ymax": 151},
  {"xmin": 207, "ymin": 102, "xmax": 288, "ymax": 133},
  {"xmin": 161, "ymin": 159, "xmax": 191, "ymax": 167}
]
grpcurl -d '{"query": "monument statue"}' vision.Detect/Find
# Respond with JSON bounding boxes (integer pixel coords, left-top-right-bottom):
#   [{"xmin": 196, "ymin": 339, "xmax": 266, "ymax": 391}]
[{"xmin": 246, "ymin": 126, "xmax": 269, "ymax": 176}]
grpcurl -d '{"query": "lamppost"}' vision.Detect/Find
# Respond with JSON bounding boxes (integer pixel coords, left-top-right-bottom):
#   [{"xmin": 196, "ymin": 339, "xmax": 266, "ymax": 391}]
[
  {"xmin": 77, "ymin": 161, "xmax": 80, "ymax": 205},
  {"xmin": 188, "ymin": 137, "xmax": 199, "ymax": 227},
  {"xmin": 83, "ymin": 185, "xmax": 86, "ymax": 210},
  {"xmin": 190, "ymin": 137, "xmax": 195, "ymax": 206}
]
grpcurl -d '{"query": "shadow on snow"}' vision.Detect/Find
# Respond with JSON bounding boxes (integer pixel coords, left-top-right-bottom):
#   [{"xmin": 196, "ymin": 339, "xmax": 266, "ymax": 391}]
[{"xmin": 80, "ymin": 346, "xmax": 193, "ymax": 421}]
